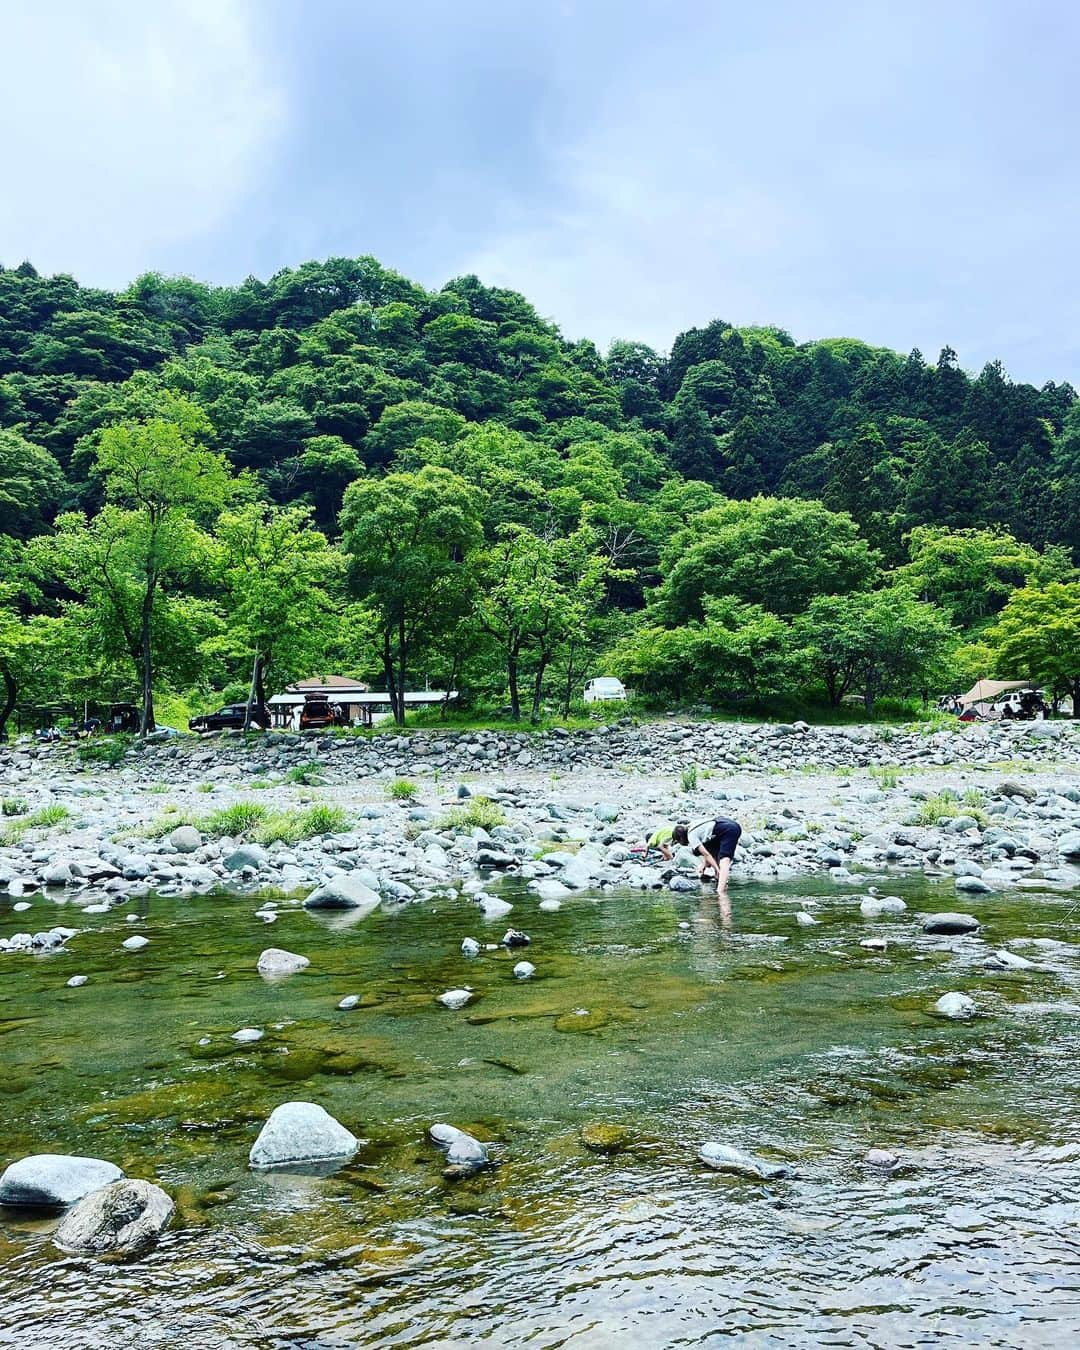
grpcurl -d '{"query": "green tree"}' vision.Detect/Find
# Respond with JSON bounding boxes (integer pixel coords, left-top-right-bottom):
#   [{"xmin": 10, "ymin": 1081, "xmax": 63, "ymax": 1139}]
[
  {"xmin": 796, "ymin": 585, "xmax": 955, "ymax": 712},
  {"xmin": 0, "ymin": 429, "xmax": 66, "ymax": 537},
  {"xmin": 212, "ymin": 502, "xmax": 345, "ymax": 728},
  {"xmin": 340, "ymin": 465, "xmax": 481, "ymax": 724},
  {"xmin": 659, "ymin": 497, "xmax": 879, "ymax": 622},
  {"xmin": 988, "ymin": 582, "xmax": 1080, "ymax": 714}
]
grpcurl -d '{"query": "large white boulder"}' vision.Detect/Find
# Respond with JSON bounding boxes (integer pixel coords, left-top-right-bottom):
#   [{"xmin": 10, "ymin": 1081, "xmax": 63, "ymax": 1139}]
[
  {"xmin": 53, "ymin": 1179, "xmax": 174, "ymax": 1257},
  {"xmin": 303, "ymin": 874, "xmax": 381, "ymax": 913},
  {"xmin": 934, "ymin": 991, "xmax": 976, "ymax": 1019},
  {"xmin": 249, "ymin": 1102, "xmax": 358, "ymax": 1170},
  {"xmin": 0, "ymin": 1154, "xmax": 123, "ymax": 1209},
  {"xmin": 256, "ymin": 948, "xmax": 310, "ymax": 977}
]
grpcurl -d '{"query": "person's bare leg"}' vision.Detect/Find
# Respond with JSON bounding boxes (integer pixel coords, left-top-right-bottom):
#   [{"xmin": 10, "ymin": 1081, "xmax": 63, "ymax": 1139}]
[{"xmin": 715, "ymin": 858, "xmax": 732, "ymax": 927}]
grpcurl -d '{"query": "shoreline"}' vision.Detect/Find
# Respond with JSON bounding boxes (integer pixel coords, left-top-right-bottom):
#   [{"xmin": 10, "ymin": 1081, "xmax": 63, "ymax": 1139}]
[{"xmin": 2, "ymin": 721, "xmax": 1078, "ymax": 928}]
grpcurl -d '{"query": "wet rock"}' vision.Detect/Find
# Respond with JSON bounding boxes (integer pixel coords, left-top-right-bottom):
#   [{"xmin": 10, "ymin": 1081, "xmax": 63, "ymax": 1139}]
[
  {"xmin": 501, "ymin": 928, "xmax": 530, "ymax": 948},
  {"xmin": 460, "ymin": 937, "xmax": 481, "ymax": 957},
  {"xmin": 698, "ymin": 1143, "xmax": 792, "ymax": 1180},
  {"xmin": 0, "ymin": 1154, "xmax": 124, "ymax": 1209},
  {"xmin": 429, "ymin": 1122, "xmax": 488, "ymax": 1176},
  {"xmin": 669, "ymin": 874, "xmax": 699, "ymax": 893},
  {"xmin": 168, "ymin": 826, "xmax": 202, "ymax": 853},
  {"xmin": 475, "ymin": 848, "xmax": 516, "ymax": 868},
  {"xmin": 860, "ymin": 895, "xmax": 907, "ymax": 917},
  {"xmin": 42, "ymin": 861, "xmax": 73, "ymax": 886},
  {"xmin": 533, "ymin": 878, "xmax": 571, "ymax": 902},
  {"xmin": 955, "ymin": 875, "xmax": 992, "ymax": 893},
  {"xmin": 337, "ymin": 994, "xmax": 360, "ymax": 1010},
  {"xmin": 984, "ymin": 948, "xmax": 1037, "ymax": 971},
  {"xmin": 303, "ymin": 874, "xmax": 381, "ymax": 913},
  {"xmin": 860, "ymin": 937, "xmax": 888, "ymax": 951},
  {"xmin": 53, "ymin": 1178, "xmax": 174, "ymax": 1258},
  {"xmin": 223, "ymin": 843, "xmax": 268, "ymax": 872},
  {"xmin": 1059, "ymin": 831, "xmax": 1080, "ymax": 860},
  {"xmin": 922, "ymin": 912, "xmax": 981, "ymax": 935},
  {"xmin": 249, "ymin": 1101, "xmax": 358, "ymax": 1170},
  {"xmin": 477, "ymin": 895, "xmax": 513, "ymax": 919},
  {"xmin": 438, "ymin": 988, "xmax": 473, "ymax": 1010},
  {"xmin": 580, "ymin": 1122, "xmax": 630, "ymax": 1153},
  {"xmin": 231, "ymin": 1027, "xmax": 263, "ymax": 1043},
  {"xmin": 934, "ymin": 991, "xmax": 976, "ymax": 1019},
  {"xmin": 66, "ymin": 975, "xmax": 89, "ymax": 987},
  {"xmin": 795, "ymin": 911, "xmax": 818, "ymax": 926},
  {"xmin": 257, "ymin": 948, "xmax": 310, "ymax": 977},
  {"xmin": 512, "ymin": 960, "xmax": 536, "ymax": 980},
  {"xmin": 865, "ymin": 1148, "xmax": 900, "ymax": 1171},
  {"xmin": 121, "ymin": 935, "xmax": 149, "ymax": 951}
]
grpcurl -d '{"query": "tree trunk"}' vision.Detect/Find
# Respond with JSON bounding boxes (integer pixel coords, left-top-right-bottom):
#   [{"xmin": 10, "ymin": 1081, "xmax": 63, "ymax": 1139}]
[
  {"xmin": 0, "ymin": 663, "xmax": 15, "ymax": 742},
  {"xmin": 138, "ymin": 571, "xmax": 156, "ymax": 736},
  {"xmin": 530, "ymin": 653, "xmax": 549, "ymax": 723},
  {"xmin": 507, "ymin": 651, "xmax": 521, "ymax": 721},
  {"xmin": 562, "ymin": 638, "xmax": 577, "ymax": 716},
  {"xmin": 243, "ymin": 652, "xmax": 268, "ymax": 731},
  {"xmin": 1071, "ymin": 677, "xmax": 1080, "ymax": 719},
  {"xmin": 382, "ymin": 631, "xmax": 401, "ymax": 727},
  {"xmin": 395, "ymin": 618, "xmax": 407, "ymax": 726}
]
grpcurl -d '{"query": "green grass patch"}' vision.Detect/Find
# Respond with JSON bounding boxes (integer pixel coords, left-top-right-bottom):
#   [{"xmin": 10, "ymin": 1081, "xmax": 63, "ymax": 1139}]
[
  {"xmin": 0, "ymin": 803, "xmax": 71, "ymax": 845},
  {"xmin": 1, "ymin": 798, "xmax": 28, "ymax": 817},
  {"xmin": 200, "ymin": 801, "xmax": 269, "ymax": 838},
  {"xmin": 387, "ymin": 778, "xmax": 418, "ymax": 801},
  {"xmin": 438, "ymin": 796, "xmax": 507, "ymax": 833},
  {"xmin": 286, "ymin": 761, "xmax": 325, "ymax": 786},
  {"xmin": 870, "ymin": 765, "xmax": 901, "ymax": 790},
  {"xmin": 680, "ymin": 765, "xmax": 699, "ymax": 793},
  {"xmin": 910, "ymin": 790, "xmax": 989, "ymax": 829}
]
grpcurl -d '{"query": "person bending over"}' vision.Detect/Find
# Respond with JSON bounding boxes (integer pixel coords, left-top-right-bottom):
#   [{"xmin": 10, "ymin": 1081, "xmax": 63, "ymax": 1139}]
[
  {"xmin": 643, "ymin": 823, "xmax": 676, "ymax": 861},
  {"xmin": 672, "ymin": 815, "xmax": 742, "ymax": 893}
]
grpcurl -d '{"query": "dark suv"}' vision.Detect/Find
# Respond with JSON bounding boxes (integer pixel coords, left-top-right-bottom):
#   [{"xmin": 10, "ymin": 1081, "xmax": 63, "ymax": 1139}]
[{"xmin": 188, "ymin": 704, "xmax": 267, "ymax": 733}]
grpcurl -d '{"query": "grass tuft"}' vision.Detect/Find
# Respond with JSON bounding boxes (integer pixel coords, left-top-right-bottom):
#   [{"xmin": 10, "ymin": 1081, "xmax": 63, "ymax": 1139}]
[
  {"xmin": 387, "ymin": 778, "xmax": 418, "ymax": 801},
  {"xmin": 286, "ymin": 761, "xmax": 325, "ymax": 786},
  {"xmin": 438, "ymin": 796, "xmax": 507, "ymax": 833},
  {"xmin": 680, "ymin": 765, "xmax": 698, "ymax": 793},
  {"xmin": 0, "ymin": 803, "xmax": 71, "ymax": 845}
]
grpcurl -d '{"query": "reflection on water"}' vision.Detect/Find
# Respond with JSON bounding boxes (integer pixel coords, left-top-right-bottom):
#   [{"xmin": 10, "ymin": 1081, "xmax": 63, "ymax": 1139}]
[{"xmin": 2, "ymin": 875, "xmax": 1079, "ymax": 1347}]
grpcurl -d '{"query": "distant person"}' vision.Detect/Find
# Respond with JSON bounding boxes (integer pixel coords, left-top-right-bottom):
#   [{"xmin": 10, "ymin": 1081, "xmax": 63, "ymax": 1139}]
[{"xmin": 672, "ymin": 815, "xmax": 742, "ymax": 894}]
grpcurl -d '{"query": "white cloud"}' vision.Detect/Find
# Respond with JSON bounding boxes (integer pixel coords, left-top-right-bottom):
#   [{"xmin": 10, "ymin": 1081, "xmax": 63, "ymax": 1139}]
[{"xmin": 0, "ymin": 0, "xmax": 284, "ymax": 284}]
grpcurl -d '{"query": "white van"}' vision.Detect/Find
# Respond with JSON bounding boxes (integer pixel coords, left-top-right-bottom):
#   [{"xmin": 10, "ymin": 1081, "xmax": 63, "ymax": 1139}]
[{"xmin": 583, "ymin": 677, "xmax": 627, "ymax": 704}]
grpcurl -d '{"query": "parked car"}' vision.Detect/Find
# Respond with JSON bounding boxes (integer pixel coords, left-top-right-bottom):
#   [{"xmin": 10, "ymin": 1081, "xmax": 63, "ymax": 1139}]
[
  {"xmin": 583, "ymin": 677, "xmax": 627, "ymax": 704},
  {"xmin": 298, "ymin": 694, "xmax": 345, "ymax": 730},
  {"xmin": 188, "ymin": 703, "xmax": 266, "ymax": 732},
  {"xmin": 990, "ymin": 690, "xmax": 1048, "ymax": 720}
]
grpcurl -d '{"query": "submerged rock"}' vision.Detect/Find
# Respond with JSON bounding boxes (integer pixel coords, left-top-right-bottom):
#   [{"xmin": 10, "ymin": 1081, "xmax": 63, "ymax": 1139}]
[
  {"xmin": 984, "ymin": 948, "xmax": 1037, "ymax": 971},
  {"xmin": 795, "ymin": 911, "xmax": 818, "ymax": 926},
  {"xmin": 249, "ymin": 1101, "xmax": 358, "ymax": 1170},
  {"xmin": 53, "ymin": 1179, "xmax": 174, "ymax": 1258},
  {"xmin": 231, "ymin": 1027, "xmax": 263, "ymax": 1043},
  {"xmin": 460, "ymin": 937, "xmax": 481, "ymax": 957},
  {"xmin": 337, "ymin": 994, "xmax": 360, "ymax": 1010},
  {"xmin": 121, "ymin": 935, "xmax": 149, "ymax": 951},
  {"xmin": 257, "ymin": 948, "xmax": 310, "ymax": 977},
  {"xmin": 580, "ymin": 1122, "xmax": 630, "ymax": 1154},
  {"xmin": 922, "ymin": 912, "xmax": 981, "ymax": 935},
  {"xmin": 512, "ymin": 960, "xmax": 536, "ymax": 980},
  {"xmin": 501, "ymin": 928, "xmax": 530, "ymax": 948},
  {"xmin": 698, "ymin": 1142, "xmax": 792, "ymax": 1180},
  {"xmin": 477, "ymin": 895, "xmax": 513, "ymax": 919},
  {"xmin": 934, "ymin": 991, "xmax": 977, "ymax": 1019},
  {"xmin": 0, "ymin": 1154, "xmax": 124, "ymax": 1209},
  {"xmin": 429, "ymin": 1122, "xmax": 488, "ymax": 1177},
  {"xmin": 865, "ymin": 1148, "xmax": 900, "ymax": 1171},
  {"xmin": 66, "ymin": 974, "xmax": 89, "ymax": 987}
]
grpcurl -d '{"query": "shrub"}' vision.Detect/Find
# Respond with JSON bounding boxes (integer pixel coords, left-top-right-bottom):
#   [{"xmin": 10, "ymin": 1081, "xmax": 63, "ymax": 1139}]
[
  {"xmin": 439, "ymin": 796, "xmax": 506, "ymax": 833},
  {"xmin": 77, "ymin": 737, "xmax": 130, "ymax": 768},
  {"xmin": 388, "ymin": 779, "xmax": 418, "ymax": 801},
  {"xmin": 681, "ymin": 765, "xmax": 698, "ymax": 793}
]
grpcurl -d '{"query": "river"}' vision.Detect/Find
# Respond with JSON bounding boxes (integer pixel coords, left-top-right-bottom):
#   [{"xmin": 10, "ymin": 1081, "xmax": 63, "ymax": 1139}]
[{"xmin": 2, "ymin": 876, "xmax": 1079, "ymax": 1347}]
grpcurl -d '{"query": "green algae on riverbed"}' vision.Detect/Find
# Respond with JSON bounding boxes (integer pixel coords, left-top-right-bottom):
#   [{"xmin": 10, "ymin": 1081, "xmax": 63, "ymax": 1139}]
[{"xmin": 2, "ymin": 875, "xmax": 1079, "ymax": 1347}]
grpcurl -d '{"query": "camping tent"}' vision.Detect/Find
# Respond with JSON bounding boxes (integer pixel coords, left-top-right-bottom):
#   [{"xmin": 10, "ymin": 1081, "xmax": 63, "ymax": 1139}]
[{"xmin": 958, "ymin": 678, "xmax": 1034, "ymax": 709}]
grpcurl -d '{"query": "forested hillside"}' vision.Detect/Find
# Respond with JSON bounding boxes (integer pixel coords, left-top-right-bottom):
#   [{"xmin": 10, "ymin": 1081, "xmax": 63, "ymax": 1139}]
[{"xmin": 1, "ymin": 255, "xmax": 1078, "ymax": 732}]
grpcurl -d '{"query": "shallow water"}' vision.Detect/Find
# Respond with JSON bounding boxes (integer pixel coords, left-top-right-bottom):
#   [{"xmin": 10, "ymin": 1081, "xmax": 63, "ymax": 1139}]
[{"xmin": 2, "ymin": 874, "xmax": 1079, "ymax": 1348}]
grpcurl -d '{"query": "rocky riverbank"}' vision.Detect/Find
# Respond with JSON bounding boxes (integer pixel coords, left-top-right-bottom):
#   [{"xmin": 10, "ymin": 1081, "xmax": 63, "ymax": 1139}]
[{"xmin": 1, "ymin": 720, "xmax": 1079, "ymax": 942}]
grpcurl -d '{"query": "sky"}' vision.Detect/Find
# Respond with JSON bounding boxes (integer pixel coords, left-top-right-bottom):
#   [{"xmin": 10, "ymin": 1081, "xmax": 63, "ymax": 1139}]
[{"xmin": 2, "ymin": 0, "xmax": 1078, "ymax": 384}]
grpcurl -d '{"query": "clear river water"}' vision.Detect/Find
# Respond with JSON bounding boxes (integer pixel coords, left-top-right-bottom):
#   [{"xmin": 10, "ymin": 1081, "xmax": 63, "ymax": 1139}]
[{"xmin": 1, "ymin": 875, "xmax": 1079, "ymax": 1348}]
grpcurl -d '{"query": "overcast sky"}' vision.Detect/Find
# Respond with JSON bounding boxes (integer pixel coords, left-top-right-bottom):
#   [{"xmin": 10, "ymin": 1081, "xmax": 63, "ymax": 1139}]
[{"xmin": 2, "ymin": 0, "xmax": 1077, "ymax": 384}]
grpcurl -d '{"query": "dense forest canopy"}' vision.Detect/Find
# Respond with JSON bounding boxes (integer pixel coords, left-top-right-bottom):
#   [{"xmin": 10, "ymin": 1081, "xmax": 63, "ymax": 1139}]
[{"xmin": 1, "ymin": 254, "xmax": 1078, "ymax": 732}]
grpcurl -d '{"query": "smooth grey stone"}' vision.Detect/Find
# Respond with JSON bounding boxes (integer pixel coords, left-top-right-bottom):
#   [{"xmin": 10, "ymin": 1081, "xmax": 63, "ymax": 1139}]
[
  {"xmin": 698, "ymin": 1142, "xmax": 792, "ymax": 1180},
  {"xmin": 168, "ymin": 826, "xmax": 202, "ymax": 853},
  {"xmin": 303, "ymin": 874, "xmax": 380, "ymax": 913},
  {"xmin": 922, "ymin": 912, "xmax": 981, "ymax": 934},
  {"xmin": 256, "ymin": 948, "xmax": 309, "ymax": 977},
  {"xmin": 934, "ymin": 991, "xmax": 976, "ymax": 1018}
]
